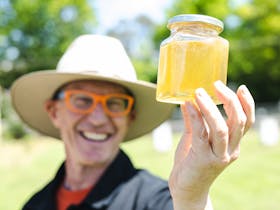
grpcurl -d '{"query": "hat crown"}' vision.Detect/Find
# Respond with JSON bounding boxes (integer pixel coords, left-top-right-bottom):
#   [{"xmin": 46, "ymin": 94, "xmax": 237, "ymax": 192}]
[{"xmin": 56, "ymin": 35, "xmax": 137, "ymax": 81}]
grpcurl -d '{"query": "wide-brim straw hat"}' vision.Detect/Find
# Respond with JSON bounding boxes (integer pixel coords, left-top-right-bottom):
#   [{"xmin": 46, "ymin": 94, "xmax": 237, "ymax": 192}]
[{"xmin": 11, "ymin": 34, "xmax": 175, "ymax": 142}]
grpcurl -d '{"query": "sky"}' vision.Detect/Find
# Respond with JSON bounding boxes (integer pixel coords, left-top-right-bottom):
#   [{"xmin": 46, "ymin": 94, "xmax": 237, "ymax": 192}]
[
  {"xmin": 93, "ymin": 0, "xmax": 172, "ymax": 32},
  {"xmin": 93, "ymin": 0, "xmax": 254, "ymax": 33}
]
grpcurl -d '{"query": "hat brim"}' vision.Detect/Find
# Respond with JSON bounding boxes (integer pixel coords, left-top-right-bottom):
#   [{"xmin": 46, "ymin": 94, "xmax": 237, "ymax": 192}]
[{"xmin": 11, "ymin": 70, "xmax": 175, "ymax": 142}]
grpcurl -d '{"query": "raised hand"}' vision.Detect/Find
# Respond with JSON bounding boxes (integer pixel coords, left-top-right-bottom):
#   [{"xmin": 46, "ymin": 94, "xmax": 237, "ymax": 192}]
[{"xmin": 169, "ymin": 81, "xmax": 255, "ymax": 210}]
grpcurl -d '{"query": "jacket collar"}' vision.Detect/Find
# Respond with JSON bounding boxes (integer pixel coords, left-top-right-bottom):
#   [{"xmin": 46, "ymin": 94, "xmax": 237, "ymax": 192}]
[
  {"xmin": 84, "ymin": 150, "xmax": 137, "ymax": 208},
  {"xmin": 23, "ymin": 149, "xmax": 137, "ymax": 210}
]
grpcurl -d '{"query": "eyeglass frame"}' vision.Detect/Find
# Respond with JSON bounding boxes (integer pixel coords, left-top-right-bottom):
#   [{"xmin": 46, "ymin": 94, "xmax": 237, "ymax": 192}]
[{"xmin": 53, "ymin": 89, "xmax": 135, "ymax": 117}]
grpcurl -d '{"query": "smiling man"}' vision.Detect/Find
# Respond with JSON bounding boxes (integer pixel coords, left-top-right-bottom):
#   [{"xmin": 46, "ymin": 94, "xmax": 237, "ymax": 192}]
[
  {"xmin": 47, "ymin": 81, "xmax": 134, "ymax": 170},
  {"xmin": 11, "ymin": 34, "xmax": 255, "ymax": 210}
]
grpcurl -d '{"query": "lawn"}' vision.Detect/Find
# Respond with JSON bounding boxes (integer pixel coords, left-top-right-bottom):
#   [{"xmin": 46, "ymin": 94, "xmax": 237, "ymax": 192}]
[{"xmin": 0, "ymin": 130, "xmax": 279, "ymax": 210}]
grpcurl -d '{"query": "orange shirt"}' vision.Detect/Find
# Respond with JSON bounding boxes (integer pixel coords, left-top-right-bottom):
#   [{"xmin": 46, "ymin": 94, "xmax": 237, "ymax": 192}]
[{"xmin": 56, "ymin": 184, "xmax": 92, "ymax": 210}]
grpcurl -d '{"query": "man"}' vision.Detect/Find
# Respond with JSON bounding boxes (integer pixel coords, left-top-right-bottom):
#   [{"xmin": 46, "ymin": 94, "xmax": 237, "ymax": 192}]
[{"xmin": 11, "ymin": 34, "xmax": 255, "ymax": 210}]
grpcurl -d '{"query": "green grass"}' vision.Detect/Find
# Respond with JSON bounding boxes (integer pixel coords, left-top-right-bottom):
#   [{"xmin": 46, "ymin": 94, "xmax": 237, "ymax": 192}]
[{"xmin": 1, "ymin": 131, "xmax": 280, "ymax": 210}]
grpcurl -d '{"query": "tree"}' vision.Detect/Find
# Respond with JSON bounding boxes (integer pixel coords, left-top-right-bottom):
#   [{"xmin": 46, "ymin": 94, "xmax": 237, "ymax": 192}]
[
  {"xmin": 107, "ymin": 15, "xmax": 159, "ymax": 83},
  {"xmin": 154, "ymin": 0, "xmax": 280, "ymax": 103},
  {"xmin": 224, "ymin": 0, "xmax": 280, "ymax": 102},
  {"xmin": 0, "ymin": 0, "xmax": 96, "ymax": 88}
]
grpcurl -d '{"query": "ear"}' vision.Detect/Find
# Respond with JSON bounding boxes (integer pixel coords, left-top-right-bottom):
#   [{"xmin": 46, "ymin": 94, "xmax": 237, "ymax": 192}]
[{"xmin": 44, "ymin": 100, "xmax": 61, "ymax": 128}]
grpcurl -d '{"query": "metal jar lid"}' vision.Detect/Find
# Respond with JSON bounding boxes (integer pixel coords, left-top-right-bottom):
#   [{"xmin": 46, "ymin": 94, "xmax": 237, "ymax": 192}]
[{"xmin": 167, "ymin": 14, "xmax": 224, "ymax": 32}]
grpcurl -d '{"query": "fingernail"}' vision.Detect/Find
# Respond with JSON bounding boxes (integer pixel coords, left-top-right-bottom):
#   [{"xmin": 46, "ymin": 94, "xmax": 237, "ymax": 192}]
[
  {"xmin": 195, "ymin": 88, "xmax": 212, "ymax": 103},
  {"xmin": 240, "ymin": 85, "xmax": 249, "ymax": 95},
  {"xmin": 195, "ymin": 88, "xmax": 207, "ymax": 98},
  {"xmin": 214, "ymin": 80, "xmax": 226, "ymax": 89}
]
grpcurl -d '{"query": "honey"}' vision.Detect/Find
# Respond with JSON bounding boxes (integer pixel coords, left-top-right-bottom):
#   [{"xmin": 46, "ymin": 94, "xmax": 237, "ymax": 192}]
[{"xmin": 156, "ymin": 14, "xmax": 229, "ymax": 104}]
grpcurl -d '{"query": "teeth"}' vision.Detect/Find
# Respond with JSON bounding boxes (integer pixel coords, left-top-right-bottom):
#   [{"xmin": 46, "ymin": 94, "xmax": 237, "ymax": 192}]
[{"xmin": 82, "ymin": 132, "xmax": 108, "ymax": 141}]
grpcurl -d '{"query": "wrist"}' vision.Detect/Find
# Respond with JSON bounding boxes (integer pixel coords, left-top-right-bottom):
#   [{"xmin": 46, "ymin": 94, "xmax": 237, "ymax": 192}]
[{"xmin": 171, "ymin": 190, "xmax": 212, "ymax": 210}]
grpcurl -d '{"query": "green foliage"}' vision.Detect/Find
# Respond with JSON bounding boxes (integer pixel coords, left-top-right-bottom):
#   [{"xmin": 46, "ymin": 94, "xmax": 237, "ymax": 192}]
[
  {"xmin": 224, "ymin": 1, "xmax": 280, "ymax": 102},
  {"xmin": 0, "ymin": 0, "xmax": 96, "ymax": 88},
  {"xmin": 154, "ymin": 0, "xmax": 280, "ymax": 102},
  {"xmin": 133, "ymin": 58, "xmax": 158, "ymax": 83},
  {"xmin": 3, "ymin": 118, "xmax": 28, "ymax": 139},
  {"xmin": 1, "ymin": 89, "xmax": 29, "ymax": 139}
]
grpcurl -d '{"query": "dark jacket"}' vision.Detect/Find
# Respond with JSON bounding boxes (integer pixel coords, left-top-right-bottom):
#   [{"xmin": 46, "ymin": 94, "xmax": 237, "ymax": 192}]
[{"xmin": 22, "ymin": 150, "xmax": 173, "ymax": 210}]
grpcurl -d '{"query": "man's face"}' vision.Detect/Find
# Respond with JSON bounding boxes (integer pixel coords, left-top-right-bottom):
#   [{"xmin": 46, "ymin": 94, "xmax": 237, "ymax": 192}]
[{"xmin": 46, "ymin": 80, "xmax": 135, "ymax": 168}]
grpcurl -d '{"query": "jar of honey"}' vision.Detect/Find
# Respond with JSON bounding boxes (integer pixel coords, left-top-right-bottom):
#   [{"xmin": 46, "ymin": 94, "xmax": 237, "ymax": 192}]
[{"xmin": 156, "ymin": 14, "xmax": 229, "ymax": 104}]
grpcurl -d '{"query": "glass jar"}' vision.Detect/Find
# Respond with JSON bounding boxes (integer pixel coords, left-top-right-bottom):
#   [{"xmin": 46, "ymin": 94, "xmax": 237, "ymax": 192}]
[{"xmin": 156, "ymin": 14, "xmax": 229, "ymax": 104}]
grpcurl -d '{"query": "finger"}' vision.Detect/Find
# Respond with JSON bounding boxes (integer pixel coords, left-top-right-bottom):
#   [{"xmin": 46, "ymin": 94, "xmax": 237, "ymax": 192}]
[
  {"xmin": 236, "ymin": 85, "xmax": 255, "ymax": 134},
  {"xmin": 213, "ymin": 81, "xmax": 246, "ymax": 152},
  {"xmin": 172, "ymin": 104, "xmax": 193, "ymax": 164},
  {"xmin": 195, "ymin": 88, "xmax": 228, "ymax": 158},
  {"xmin": 181, "ymin": 101, "xmax": 207, "ymax": 138},
  {"xmin": 184, "ymin": 101, "xmax": 209, "ymax": 148},
  {"xmin": 175, "ymin": 102, "xmax": 209, "ymax": 163}
]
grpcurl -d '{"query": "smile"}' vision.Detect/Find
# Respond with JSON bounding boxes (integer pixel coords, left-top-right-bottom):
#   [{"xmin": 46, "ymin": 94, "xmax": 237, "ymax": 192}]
[{"xmin": 80, "ymin": 131, "xmax": 110, "ymax": 142}]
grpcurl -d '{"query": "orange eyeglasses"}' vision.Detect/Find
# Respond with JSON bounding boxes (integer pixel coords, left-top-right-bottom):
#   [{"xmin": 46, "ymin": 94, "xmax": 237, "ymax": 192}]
[{"xmin": 56, "ymin": 89, "xmax": 134, "ymax": 117}]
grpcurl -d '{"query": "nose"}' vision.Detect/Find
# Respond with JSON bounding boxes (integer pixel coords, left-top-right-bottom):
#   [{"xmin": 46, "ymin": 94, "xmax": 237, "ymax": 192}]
[{"xmin": 85, "ymin": 103, "xmax": 110, "ymax": 125}]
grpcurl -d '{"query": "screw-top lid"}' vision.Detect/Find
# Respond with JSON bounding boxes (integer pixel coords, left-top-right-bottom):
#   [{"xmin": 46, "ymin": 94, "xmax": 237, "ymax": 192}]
[{"xmin": 168, "ymin": 14, "xmax": 224, "ymax": 32}]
